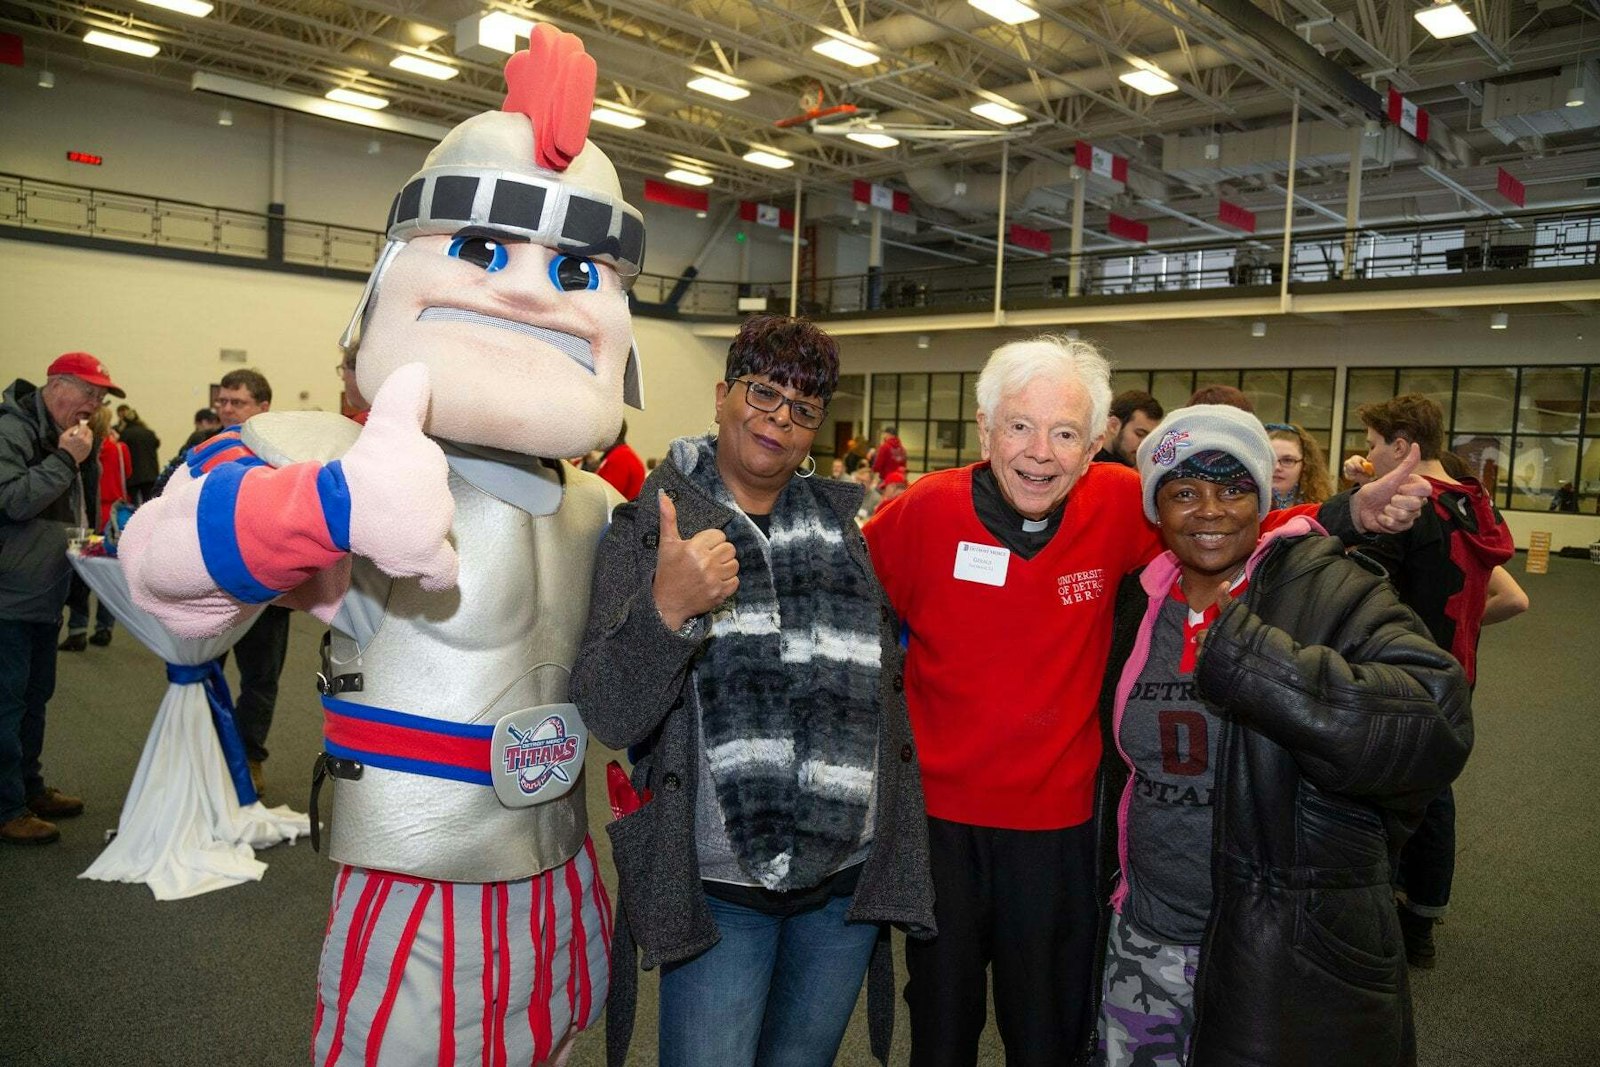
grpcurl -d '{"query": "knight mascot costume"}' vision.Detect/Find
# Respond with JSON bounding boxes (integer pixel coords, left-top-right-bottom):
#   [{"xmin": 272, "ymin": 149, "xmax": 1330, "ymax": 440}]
[{"xmin": 121, "ymin": 25, "xmax": 641, "ymax": 1065}]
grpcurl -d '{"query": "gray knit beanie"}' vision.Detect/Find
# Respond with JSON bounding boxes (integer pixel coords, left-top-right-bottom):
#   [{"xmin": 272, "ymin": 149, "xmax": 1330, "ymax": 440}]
[{"xmin": 1136, "ymin": 404, "xmax": 1274, "ymax": 521}]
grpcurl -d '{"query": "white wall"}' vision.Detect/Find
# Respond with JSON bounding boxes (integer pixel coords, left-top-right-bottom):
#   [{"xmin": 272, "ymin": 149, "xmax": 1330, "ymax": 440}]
[
  {"xmin": 1, "ymin": 61, "xmax": 430, "ymax": 232},
  {"xmin": 0, "ymin": 238, "xmax": 728, "ymax": 465}
]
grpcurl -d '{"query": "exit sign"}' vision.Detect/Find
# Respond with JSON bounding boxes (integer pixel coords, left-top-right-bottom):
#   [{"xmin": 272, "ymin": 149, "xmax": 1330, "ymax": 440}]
[{"xmin": 67, "ymin": 151, "xmax": 103, "ymax": 166}]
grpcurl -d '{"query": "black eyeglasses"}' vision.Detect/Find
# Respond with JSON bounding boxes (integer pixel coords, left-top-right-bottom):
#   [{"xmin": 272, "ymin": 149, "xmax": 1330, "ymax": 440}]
[{"xmin": 729, "ymin": 378, "xmax": 827, "ymax": 429}]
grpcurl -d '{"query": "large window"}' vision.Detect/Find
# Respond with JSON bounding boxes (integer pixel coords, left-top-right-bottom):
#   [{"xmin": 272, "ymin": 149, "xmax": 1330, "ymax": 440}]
[
  {"xmin": 1111, "ymin": 366, "xmax": 1337, "ymax": 456},
  {"xmin": 1343, "ymin": 365, "xmax": 1600, "ymax": 513}
]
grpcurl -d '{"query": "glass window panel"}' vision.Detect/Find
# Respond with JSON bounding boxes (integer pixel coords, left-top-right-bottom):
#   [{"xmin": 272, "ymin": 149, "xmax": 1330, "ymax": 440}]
[
  {"xmin": 928, "ymin": 420, "xmax": 962, "ymax": 472},
  {"xmin": 1289, "ymin": 369, "xmax": 1335, "ymax": 430},
  {"xmin": 1339, "ymin": 430, "xmax": 1370, "ymax": 487},
  {"xmin": 897, "ymin": 374, "xmax": 930, "ymax": 422},
  {"xmin": 1517, "ymin": 366, "xmax": 1584, "ymax": 436},
  {"xmin": 1453, "ymin": 368, "xmax": 1516, "ymax": 434},
  {"xmin": 1396, "ymin": 368, "xmax": 1455, "ymax": 426},
  {"xmin": 1241, "ymin": 369, "xmax": 1289, "ymax": 423},
  {"xmin": 871, "ymin": 374, "xmax": 898, "ymax": 420},
  {"xmin": 1345, "ymin": 369, "xmax": 1397, "ymax": 422},
  {"xmin": 1450, "ymin": 433, "xmax": 1510, "ymax": 506},
  {"xmin": 1508, "ymin": 435, "xmax": 1580, "ymax": 511},
  {"xmin": 962, "ymin": 419, "xmax": 986, "ymax": 464},
  {"xmin": 1151, "ymin": 371, "xmax": 1194, "ymax": 415},
  {"xmin": 961, "ymin": 373, "xmax": 981, "ymax": 422},
  {"xmin": 1579, "ymin": 438, "xmax": 1600, "ymax": 514},
  {"xmin": 813, "ymin": 374, "xmax": 864, "ymax": 460},
  {"xmin": 899, "ymin": 421, "xmax": 928, "ymax": 474},
  {"xmin": 929, "ymin": 373, "xmax": 963, "ymax": 420},
  {"xmin": 1110, "ymin": 370, "xmax": 1149, "ymax": 396}
]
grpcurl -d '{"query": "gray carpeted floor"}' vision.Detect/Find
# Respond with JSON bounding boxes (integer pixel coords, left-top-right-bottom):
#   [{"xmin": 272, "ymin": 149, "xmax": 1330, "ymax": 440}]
[{"xmin": 1, "ymin": 555, "xmax": 1592, "ymax": 1066}]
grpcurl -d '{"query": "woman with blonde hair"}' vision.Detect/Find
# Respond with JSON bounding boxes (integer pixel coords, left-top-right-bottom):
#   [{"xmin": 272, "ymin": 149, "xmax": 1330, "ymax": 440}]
[{"xmin": 1265, "ymin": 422, "xmax": 1331, "ymax": 507}]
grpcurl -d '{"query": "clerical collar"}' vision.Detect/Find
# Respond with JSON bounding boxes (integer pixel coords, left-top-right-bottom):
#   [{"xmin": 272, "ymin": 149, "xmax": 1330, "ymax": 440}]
[{"xmin": 971, "ymin": 465, "xmax": 1064, "ymax": 560}]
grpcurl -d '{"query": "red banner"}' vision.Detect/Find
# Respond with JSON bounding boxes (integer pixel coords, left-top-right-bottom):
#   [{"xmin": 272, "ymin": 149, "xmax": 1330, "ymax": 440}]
[
  {"xmin": 1387, "ymin": 88, "xmax": 1430, "ymax": 142},
  {"xmin": 1496, "ymin": 167, "xmax": 1526, "ymax": 208},
  {"xmin": 1007, "ymin": 223, "xmax": 1052, "ymax": 254},
  {"xmin": 1218, "ymin": 199, "xmax": 1256, "ymax": 233},
  {"xmin": 1074, "ymin": 140, "xmax": 1128, "ymax": 183},
  {"xmin": 1107, "ymin": 213, "xmax": 1148, "ymax": 243},
  {"xmin": 0, "ymin": 33, "xmax": 23, "ymax": 67},
  {"xmin": 644, "ymin": 179, "xmax": 709, "ymax": 212},
  {"xmin": 851, "ymin": 180, "xmax": 911, "ymax": 213},
  {"xmin": 739, "ymin": 201, "xmax": 795, "ymax": 229}
]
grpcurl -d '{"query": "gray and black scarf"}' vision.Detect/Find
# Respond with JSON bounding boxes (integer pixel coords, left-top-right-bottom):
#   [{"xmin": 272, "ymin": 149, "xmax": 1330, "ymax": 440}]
[{"xmin": 671, "ymin": 434, "xmax": 883, "ymax": 892}]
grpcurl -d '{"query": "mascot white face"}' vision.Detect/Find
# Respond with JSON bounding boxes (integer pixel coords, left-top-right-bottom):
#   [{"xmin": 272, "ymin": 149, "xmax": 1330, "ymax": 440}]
[{"xmin": 345, "ymin": 27, "xmax": 644, "ymax": 460}]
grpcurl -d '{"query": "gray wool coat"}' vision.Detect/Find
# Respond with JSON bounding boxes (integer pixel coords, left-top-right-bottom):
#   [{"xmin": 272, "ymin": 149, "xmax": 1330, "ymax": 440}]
[{"xmin": 570, "ymin": 455, "xmax": 936, "ymax": 1067}]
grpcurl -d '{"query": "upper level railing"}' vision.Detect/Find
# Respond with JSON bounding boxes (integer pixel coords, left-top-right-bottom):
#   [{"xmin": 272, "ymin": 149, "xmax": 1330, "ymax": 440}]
[{"xmin": 5, "ymin": 173, "xmax": 1596, "ymax": 319}]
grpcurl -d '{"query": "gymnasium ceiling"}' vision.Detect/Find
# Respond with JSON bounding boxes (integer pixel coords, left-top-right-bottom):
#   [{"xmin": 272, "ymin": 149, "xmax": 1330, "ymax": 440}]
[{"xmin": 3, "ymin": 1, "xmax": 1599, "ymax": 256}]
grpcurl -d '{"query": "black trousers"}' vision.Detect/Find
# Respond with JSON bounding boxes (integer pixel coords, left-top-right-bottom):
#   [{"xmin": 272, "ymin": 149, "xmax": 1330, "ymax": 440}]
[
  {"xmin": 905, "ymin": 816, "xmax": 1099, "ymax": 1067},
  {"xmin": 230, "ymin": 604, "xmax": 291, "ymax": 763}
]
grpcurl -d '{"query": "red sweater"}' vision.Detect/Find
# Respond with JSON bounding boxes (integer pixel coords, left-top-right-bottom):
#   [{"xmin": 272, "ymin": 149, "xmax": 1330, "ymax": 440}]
[
  {"xmin": 865, "ymin": 463, "xmax": 1161, "ymax": 830},
  {"xmin": 597, "ymin": 441, "xmax": 645, "ymax": 501}
]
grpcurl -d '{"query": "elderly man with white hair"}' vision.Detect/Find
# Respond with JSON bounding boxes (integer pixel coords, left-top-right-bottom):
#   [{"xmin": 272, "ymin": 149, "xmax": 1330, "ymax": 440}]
[{"xmin": 864, "ymin": 334, "xmax": 1433, "ymax": 1067}]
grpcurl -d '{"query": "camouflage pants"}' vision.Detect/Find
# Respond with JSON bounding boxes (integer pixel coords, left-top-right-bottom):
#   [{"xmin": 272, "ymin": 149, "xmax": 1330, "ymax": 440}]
[{"xmin": 1097, "ymin": 911, "xmax": 1200, "ymax": 1067}]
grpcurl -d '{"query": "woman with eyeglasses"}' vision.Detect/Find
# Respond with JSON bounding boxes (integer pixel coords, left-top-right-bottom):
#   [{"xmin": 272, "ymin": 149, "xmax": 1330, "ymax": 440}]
[
  {"xmin": 572, "ymin": 314, "xmax": 935, "ymax": 1067},
  {"xmin": 1265, "ymin": 422, "xmax": 1332, "ymax": 508}
]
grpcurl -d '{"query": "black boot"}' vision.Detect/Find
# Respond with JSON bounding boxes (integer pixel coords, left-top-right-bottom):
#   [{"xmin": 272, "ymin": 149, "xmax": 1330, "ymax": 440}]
[
  {"xmin": 89, "ymin": 629, "xmax": 113, "ymax": 647},
  {"xmin": 58, "ymin": 633, "xmax": 87, "ymax": 652},
  {"xmin": 1397, "ymin": 907, "xmax": 1437, "ymax": 969}
]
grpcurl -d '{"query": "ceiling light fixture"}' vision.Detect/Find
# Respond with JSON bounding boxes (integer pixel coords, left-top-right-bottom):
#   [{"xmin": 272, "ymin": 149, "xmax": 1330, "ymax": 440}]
[
  {"xmin": 1413, "ymin": 1, "xmax": 1477, "ymax": 40},
  {"xmin": 916, "ymin": 334, "xmax": 931, "ymax": 350},
  {"xmin": 367, "ymin": 138, "xmax": 382, "ymax": 155},
  {"xmin": 743, "ymin": 149, "xmax": 794, "ymax": 170},
  {"xmin": 812, "ymin": 33, "xmax": 878, "ymax": 68},
  {"xmin": 970, "ymin": 100, "xmax": 1027, "ymax": 125},
  {"xmin": 191, "ymin": 71, "xmax": 455, "ymax": 140},
  {"xmin": 591, "ymin": 105, "xmax": 646, "ymax": 130},
  {"xmin": 1490, "ymin": 309, "xmax": 1509, "ymax": 330},
  {"xmin": 326, "ymin": 87, "xmax": 390, "ymax": 110},
  {"xmin": 967, "ymin": 0, "xmax": 1039, "ymax": 25},
  {"xmin": 83, "ymin": 30, "xmax": 161, "ymax": 58},
  {"xmin": 664, "ymin": 167, "xmax": 714, "ymax": 187},
  {"xmin": 138, "ymin": 0, "xmax": 213, "ymax": 16},
  {"xmin": 38, "ymin": 70, "xmax": 55, "ymax": 89},
  {"xmin": 846, "ymin": 131, "xmax": 900, "ymax": 149},
  {"xmin": 217, "ymin": 108, "xmax": 233, "ymax": 126},
  {"xmin": 1119, "ymin": 67, "xmax": 1179, "ymax": 96},
  {"xmin": 389, "ymin": 53, "xmax": 458, "ymax": 81},
  {"xmin": 1251, "ymin": 320, "xmax": 1267, "ymax": 338},
  {"xmin": 686, "ymin": 74, "xmax": 750, "ymax": 101},
  {"xmin": 1566, "ymin": 86, "xmax": 1586, "ymax": 108}
]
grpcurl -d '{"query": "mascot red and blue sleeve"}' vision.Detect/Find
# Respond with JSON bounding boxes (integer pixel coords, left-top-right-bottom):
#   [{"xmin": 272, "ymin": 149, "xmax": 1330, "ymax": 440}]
[{"xmin": 121, "ymin": 25, "xmax": 641, "ymax": 1066}]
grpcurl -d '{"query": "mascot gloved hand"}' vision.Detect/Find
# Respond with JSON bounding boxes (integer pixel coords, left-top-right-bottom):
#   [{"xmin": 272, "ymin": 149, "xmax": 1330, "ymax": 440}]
[{"xmin": 122, "ymin": 23, "xmax": 641, "ymax": 1066}]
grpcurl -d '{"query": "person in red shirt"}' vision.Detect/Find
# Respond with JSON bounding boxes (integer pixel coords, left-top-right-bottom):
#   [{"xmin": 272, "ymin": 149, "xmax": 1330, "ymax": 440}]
[
  {"xmin": 865, "ymin": 335, "xmax": 1436, "ymax": 1067},
  {"xmin": 595, "ymin": 418, "xmax": 645, "ymax": 500},
  {"xmin": 870, "ymin": 426, "xmax": 907, "ymax": 486}
]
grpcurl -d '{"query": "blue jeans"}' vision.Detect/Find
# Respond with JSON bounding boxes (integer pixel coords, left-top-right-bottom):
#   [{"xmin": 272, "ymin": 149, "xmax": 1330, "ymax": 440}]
[
  {"xmin": 0, "ymin": 620, "xmax": 58, "ymax": 822},
  {"xmin": 658, "ymin": 890, "xmax": 879, "ymax": 1067},
  {"xmin": 1395, "ymin": 786, "xmax": 1455, "ymax": 917}
]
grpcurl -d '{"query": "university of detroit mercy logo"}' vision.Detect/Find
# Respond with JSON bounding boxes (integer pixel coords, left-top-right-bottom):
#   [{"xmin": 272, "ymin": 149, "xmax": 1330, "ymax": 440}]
[{"xmin": 502, "ymin": 714, "xmax": 581, "ymax": 797}]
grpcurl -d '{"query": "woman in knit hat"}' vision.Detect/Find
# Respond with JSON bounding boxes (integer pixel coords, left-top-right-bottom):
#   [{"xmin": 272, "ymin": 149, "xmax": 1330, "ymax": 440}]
[{"xmin": 1088, "ymin": 404, "xmax": 1472, "ymax": 1067}]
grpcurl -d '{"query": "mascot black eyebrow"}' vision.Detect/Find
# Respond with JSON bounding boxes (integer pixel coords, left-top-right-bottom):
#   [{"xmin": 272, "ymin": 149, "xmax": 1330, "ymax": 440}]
[{"xmin": 122, "ymin": 24, "xmax": 641, "ymax": 1065}]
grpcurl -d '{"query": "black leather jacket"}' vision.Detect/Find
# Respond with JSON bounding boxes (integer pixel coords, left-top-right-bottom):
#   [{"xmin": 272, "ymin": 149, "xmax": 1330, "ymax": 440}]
[{"xmin": 1092, "ymin": 532, "xmax": 1472, "ymax": 1067}]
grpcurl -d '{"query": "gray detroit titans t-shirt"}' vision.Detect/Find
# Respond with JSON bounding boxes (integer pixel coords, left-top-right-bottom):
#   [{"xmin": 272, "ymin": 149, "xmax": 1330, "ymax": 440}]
[{"xmin": 1121, "ymin": 595, "xmax": 1222, "ymax": 945}]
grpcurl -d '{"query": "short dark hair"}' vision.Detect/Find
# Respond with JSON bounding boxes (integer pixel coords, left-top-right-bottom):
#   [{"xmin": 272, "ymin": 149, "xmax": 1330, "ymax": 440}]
[
  {"xmin": 725, "ymin": 315, "xmax": 839, "ymax": 404},
  {"xmin": 1358, "ymin": 393, "xmax": 1444, "ymax": 460},
  {"xmin": 1110, "ymin": 390, "xmax": 1163, "ymax": 424},
  {"xmin": 1188, "ymin": 384, "xmax": 1254, "ymax": 412},
  {"xmin": 219, "ymin": 368, "xmax": 272, "ymax": 404},
  {"xmin": 194, "ymin": 408, "xmax": 221, "ymax": 424}
]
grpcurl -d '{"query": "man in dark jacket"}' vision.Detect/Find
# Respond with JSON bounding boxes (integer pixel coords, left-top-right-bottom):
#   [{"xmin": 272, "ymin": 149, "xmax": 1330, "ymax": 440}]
[
  {"xmin": 114, "ymin": 408, "xmax": 161, "ymax": 505},
  {"xmin": 0, "ymin": 352, "xmax": 124, "ymax": 845}
]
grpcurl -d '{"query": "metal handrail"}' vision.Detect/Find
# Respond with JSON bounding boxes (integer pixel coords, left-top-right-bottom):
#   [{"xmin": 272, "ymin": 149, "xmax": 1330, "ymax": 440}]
[{"xmin": 4, "ymin": 173, "xmax": 1595, "ymax": 317}]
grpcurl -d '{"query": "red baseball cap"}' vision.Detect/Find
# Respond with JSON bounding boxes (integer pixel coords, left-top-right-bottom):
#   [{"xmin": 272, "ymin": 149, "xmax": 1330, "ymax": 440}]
[{"xmin": 47, "ymin": 352, "xmax": 125, "ymax": 398}]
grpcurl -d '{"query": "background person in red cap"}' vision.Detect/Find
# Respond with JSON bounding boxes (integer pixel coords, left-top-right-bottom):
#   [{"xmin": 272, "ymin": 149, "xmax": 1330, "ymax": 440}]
[{"xmin": 0, "ymin": 351, "xmax": 124, "ymax": 845}]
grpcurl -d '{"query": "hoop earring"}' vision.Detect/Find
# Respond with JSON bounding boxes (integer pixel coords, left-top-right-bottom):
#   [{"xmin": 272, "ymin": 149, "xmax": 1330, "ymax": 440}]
[{"xmin": 796, "ymin": 454, "xmax": 817, "ymax": 478}]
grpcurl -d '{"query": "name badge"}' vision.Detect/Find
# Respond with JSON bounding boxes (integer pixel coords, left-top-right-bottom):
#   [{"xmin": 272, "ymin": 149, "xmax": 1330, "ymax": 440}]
[
  {"xmin": 490, "ymin": 703, "xmax": 587, "ymax": 809},
  {"xmin": 953, "ymin": 541, "xmax": 1010, "ymax": 587}
]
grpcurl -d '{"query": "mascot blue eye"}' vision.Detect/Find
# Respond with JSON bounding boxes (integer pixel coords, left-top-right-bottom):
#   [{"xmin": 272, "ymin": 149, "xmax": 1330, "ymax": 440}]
[
  {"xmin": 548, "ymin": 255, "xmax": 599, "ymax": 292},
  {"xmin": 448, "ymin": 236, "xmax": 509, "ymax": 273}
]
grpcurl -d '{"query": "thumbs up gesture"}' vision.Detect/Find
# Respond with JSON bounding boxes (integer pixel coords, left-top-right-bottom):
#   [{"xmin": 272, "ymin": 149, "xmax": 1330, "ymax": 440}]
[
  {"xmin": 652, "ymin": 491, "xmax": 738, "ymax": 632},
  {"xmin": 1350, "ymin": 442, "xmax": 1430, "ymax": 535},
  {"xmin": 339, "ymin": 363, "xmax": 459, "ymax": 591}
]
